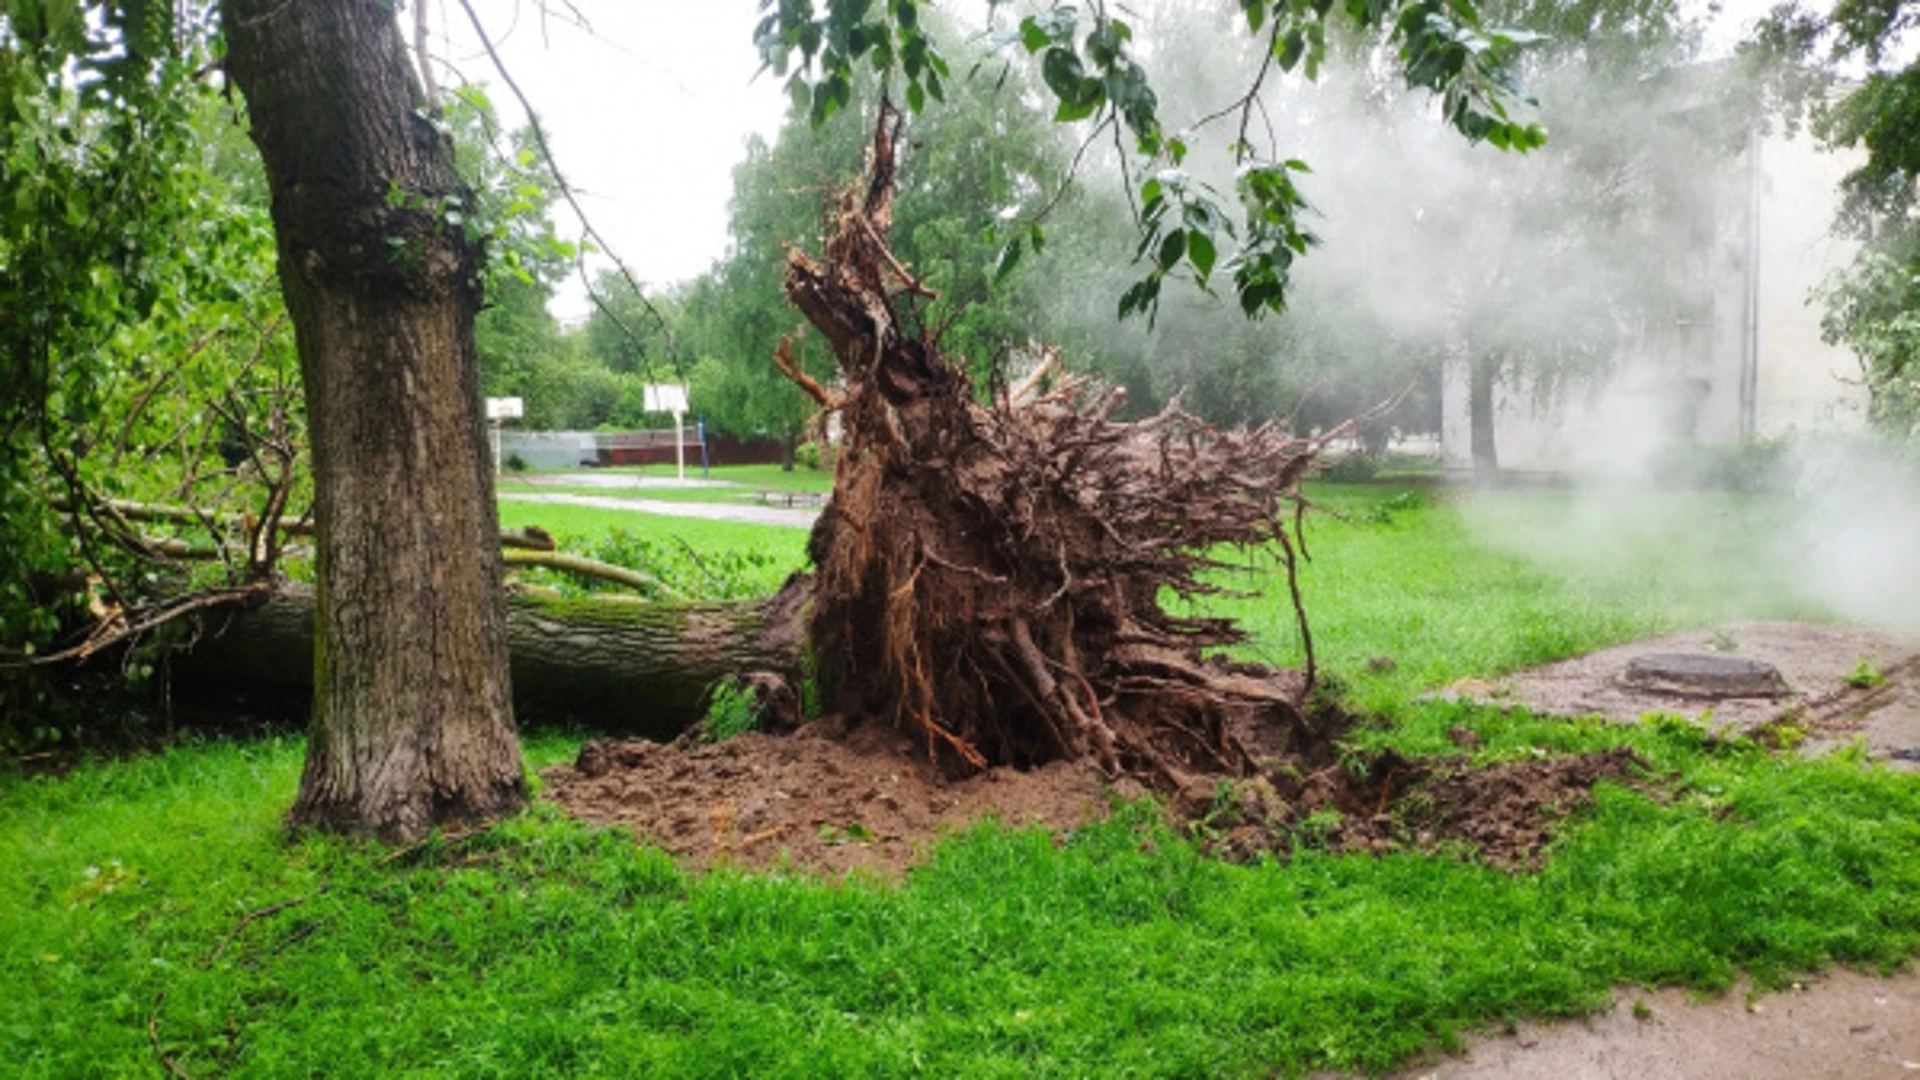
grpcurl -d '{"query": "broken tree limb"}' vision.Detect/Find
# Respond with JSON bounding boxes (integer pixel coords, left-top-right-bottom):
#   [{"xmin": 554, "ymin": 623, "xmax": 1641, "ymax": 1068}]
[
  {"xmin": 1007, "ymin": 344, "xmax": 1060, "ymax": 405},
  {"xmin": 171, "ymin": 580, "xmax": 808, "ymax": 739},
  {"xmin": 773, "ymin": 334, "xmax": 839, "ymax": 409},
  {"xmin": 500, "ymin": 549, "xmax": 686, "ymax": 598},
  {"xmin": 54, "ymin": 497, "xmax": 557, "ymax": 551}
]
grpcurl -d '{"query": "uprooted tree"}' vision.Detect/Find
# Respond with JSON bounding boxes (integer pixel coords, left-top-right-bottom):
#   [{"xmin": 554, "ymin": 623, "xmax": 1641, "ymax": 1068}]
[{"xmin": 772, "ymin": 105, "xmax": 1329, "ymax": 789}]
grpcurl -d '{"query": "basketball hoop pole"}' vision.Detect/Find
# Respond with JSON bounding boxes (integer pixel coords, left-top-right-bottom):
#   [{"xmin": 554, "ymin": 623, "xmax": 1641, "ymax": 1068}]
[
  {"xmin": 642, "ymin": 384, "xmax": 690, "ymax": 481},
  {"xmin": 674, "ymin": 409, "xmax": 686, "ymax": 481}
]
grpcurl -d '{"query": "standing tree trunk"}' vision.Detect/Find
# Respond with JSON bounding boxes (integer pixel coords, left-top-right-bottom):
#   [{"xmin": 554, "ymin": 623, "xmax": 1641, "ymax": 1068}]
[
  {"xmin": 1468, "ymin": 350, "xmax": 1500, "ymax": 483},
  {"xmin": 222, "ymin": 0, "xmax": 524, "ymax": 840}
]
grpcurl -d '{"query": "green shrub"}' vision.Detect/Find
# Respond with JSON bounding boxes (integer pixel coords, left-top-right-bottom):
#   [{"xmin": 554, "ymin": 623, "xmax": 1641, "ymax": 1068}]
[{"xmin": 1318, "ymin": 453, "xmax": 1381, "ymax": 483}]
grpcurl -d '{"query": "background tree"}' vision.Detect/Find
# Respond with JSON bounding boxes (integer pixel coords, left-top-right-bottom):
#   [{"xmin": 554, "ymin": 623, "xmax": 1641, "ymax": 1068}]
[
  {"xmin": 1759, "ymin": 2, "xmax": 1920, "ymax": 439},
  {"xmin": 987, "ymin": 0, "xmax": 1711, "ymax": 470}
]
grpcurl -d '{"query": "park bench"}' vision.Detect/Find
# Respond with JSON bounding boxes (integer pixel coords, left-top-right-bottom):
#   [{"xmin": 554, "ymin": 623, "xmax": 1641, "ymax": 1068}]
[{"xmin": 755, "ymin": 490, "xmax": 827, "ymax": 508}]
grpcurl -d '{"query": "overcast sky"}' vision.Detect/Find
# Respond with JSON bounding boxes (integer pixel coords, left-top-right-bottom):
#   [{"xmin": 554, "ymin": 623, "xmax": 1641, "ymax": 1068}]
[{"xmin": 440, "ymin": 0, "xmax": 1795, "ymax": 319}]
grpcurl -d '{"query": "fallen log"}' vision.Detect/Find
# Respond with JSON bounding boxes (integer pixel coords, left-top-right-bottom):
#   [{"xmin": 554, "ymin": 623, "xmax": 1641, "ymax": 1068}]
[{"xmin": 170, "ymin": 580, "xmax": 807, "ymax": 739}]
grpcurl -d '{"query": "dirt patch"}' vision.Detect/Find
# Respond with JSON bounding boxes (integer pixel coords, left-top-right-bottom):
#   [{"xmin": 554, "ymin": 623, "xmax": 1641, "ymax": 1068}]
[
  {"xmin": 1439, "ymin": 621, "xmax": 1920, "ymax": 769},
  {"xmin": 542, "ymin": 709, "xmax": 1642, "ymax": 878},
  {"xmin": 545, "ymin": 714, "xmax": 1136, "ymax": 878},
  {"xmin": 1389, "ymin": 748, "xmax": 1644, "ymax": 870}
]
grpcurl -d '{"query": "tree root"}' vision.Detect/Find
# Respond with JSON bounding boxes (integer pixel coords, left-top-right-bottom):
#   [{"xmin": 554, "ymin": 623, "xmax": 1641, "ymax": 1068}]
[{"xmin": 785, "ymin": 101, "xmax": 1328, "ymax": 790}]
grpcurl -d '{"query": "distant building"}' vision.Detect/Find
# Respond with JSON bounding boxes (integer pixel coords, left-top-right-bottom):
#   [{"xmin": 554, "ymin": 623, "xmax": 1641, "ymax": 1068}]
[{"xmin": 1440, "ymin": 92, "xmax": 1870, "ymax": 475}]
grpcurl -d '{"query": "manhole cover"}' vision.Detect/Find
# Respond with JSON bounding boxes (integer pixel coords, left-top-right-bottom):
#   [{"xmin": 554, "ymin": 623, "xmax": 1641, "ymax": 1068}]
[{"xmin": 1620, "ymin": 653, "xmax": 1791, "ymax": 698}]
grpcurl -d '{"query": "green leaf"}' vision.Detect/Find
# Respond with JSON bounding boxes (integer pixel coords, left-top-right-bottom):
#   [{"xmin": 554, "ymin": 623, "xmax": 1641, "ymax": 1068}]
[
  {"xmin": 1019, "ymin": 17, "xmax": 1052, "ymax": 53},
  {"xmin": 1277, "ymin": 28, "xmax": 1306, "ymax": 71},
  {"xmin": 1118, "ymin": 274, "xmax": 1162, "ymax": 320},
  {"xmin": 1041, "ymin": 47, "xmax": 1087, "ymax": 101},
  {"xmin": 1188, "ymin": 231, "xmax": 1217, "ymax": 280},
  {"xmin": 1157, "ymin": 228, "xmax": 1187, "ymax": 272},
  {"xmin": 993, "ymin": 235, "xmax": 1024, "ymax": 282}
]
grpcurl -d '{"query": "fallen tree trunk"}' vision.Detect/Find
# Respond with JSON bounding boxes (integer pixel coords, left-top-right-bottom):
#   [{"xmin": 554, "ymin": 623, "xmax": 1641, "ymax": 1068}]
[{"xmin": 171, "ymin": 581, "xmax": 807, "ymax": 739}]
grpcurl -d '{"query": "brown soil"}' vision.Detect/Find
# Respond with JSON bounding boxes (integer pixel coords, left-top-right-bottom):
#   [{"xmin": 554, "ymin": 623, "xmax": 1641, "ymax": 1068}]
[
  {"xmin": 542, "ymin": 707, "xmax": 1642, "ymax": 879},
  {"xmin": 546, "ymin": 714, "xmax": 1138, "ymax": 879}
]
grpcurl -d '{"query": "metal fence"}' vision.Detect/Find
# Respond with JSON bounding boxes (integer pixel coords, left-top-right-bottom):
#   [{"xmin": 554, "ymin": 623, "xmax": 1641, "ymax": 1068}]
[{"xmin": 496, "ymin": 430, "xmax": 707, "ymax": 470}]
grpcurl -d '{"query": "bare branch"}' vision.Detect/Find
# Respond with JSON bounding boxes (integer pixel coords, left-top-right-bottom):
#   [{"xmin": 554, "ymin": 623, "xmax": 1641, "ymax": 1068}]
[{"xmin": 453, "ymin": 0, "xmax": 685, "ymax": 378}]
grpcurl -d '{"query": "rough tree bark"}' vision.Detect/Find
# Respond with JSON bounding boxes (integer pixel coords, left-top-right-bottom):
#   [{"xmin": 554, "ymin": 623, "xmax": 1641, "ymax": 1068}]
[
  {"xmin": 221, "ymin": 0, "xmax": 523, "ymax": 840},
  {"xmin": 783, "ymin": 106, "xmax": 1326, "ymax": 790}
]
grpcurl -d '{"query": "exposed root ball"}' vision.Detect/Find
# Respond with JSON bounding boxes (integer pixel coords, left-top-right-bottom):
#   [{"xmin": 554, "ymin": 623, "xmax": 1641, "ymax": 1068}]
[{"xmin": 784, "ymin": 103, "xmax": 1331, "ymax": 788}]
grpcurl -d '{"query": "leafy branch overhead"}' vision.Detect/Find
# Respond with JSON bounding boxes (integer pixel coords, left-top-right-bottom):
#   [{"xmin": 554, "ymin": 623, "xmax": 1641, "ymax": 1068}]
[{"xmin": 757, "ymin": 0, "xmax": 1549, "ymax": 321}]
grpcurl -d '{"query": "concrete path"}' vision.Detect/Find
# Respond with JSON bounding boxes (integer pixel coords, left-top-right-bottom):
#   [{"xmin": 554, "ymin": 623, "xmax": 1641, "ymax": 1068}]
[
  {"xmin": 499, "ymin": 491, "xmax": 818, "ymax": 529},
  {"xmin": 1437, "ymin": 622, "xmax": 1920, "ymax": 772},
  {"xmin": 514, "ymin": 472, "xmax": 735, "ymax": 491},
  {"xmin": 1354, "ymin": 969, "xmax": 1920, "ymax": 1079}
]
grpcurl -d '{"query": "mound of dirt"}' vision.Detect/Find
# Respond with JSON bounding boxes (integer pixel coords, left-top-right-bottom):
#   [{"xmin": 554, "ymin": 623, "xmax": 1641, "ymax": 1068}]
[
  {"xmin": 547, "ymin": 714, "xmax": 1138, "ymax": 878},
  {"xmin": 542, "ymin": 709, "xmax": 1644, "ymax": 878}
]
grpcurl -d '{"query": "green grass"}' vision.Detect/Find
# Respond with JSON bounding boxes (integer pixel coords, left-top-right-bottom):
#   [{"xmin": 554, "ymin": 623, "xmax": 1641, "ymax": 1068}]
[
  {"xmin": 497, "ymin": 500, "xmax": 809, "ymax": 555},
  {"xmin": 497, "ymin": 481, "xmax": 810, "ymax": 505},
  {"xmin": 6, "ymin": 483, "xmax": 1920, "ymax": 1077},
  {"xmin": 620, "ymin": 462, "xmax": 832, "ymax": 493},
  {"xmin": 495, "ymin": 501, "xmax": 809, "ymax": 601},
  {"xmin": 1212, "ymin": 484, "xmax": 1842, "ymax": 712}
]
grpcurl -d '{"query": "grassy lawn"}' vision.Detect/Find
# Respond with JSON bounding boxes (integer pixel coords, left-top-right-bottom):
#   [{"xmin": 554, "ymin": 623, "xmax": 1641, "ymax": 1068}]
[
  {"xmin": 6, "ymin": 484, "xmax": 1919, "ymax": 1078},
  {"xmin": 1214, "ymin": 484, "xmax": 1838, "ymax": 713},
  {"xmin": 496, "ymin": 500, "xmax": 810, "ymax": 599},
  {"xmin": 496, "ymin": 500, "xmax": 810, "ymax": 557}
]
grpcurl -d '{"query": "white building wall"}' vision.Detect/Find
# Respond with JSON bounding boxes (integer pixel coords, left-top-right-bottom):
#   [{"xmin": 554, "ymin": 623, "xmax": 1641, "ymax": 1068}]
[
  {"xmin": 1750, "ymin": 135, "xmax": 1871, "ymax": 436},
  {"xmin": 1441, "ymin": 127, "xmax": 1869, "ymax": 475}
]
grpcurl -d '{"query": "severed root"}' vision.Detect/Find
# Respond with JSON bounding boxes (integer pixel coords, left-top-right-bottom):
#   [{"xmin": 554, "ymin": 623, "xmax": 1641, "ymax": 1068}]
[{"xmin": 772, "ymin": 333, "xmax": 840, "ymax": 410}]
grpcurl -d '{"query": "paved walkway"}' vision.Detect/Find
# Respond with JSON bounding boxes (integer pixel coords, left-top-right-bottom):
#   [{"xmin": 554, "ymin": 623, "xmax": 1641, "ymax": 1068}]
[
  {"xmin": 1358, "ymin": 969, "xmax": 1920, "ymax": 1079},
  {"xmin": 515, "ymin": 472, "xmax": 735, "ymax": 491},
  {"xmin": 499, "ymin": 491, "xmax": 818, "ymax": 529}
]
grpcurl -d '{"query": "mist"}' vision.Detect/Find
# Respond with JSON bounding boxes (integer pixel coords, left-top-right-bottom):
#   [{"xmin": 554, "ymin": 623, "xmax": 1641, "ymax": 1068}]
[{"xmin": 1019, "ymin": 0, "xmax": 1918, "ymax": 633}]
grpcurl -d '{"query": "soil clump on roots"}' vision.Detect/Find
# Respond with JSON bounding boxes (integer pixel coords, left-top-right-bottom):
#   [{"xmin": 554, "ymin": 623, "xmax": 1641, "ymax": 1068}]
[{"xmin": 544, "ymin": 104, "xmax": 1642, "ymax": 877}]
